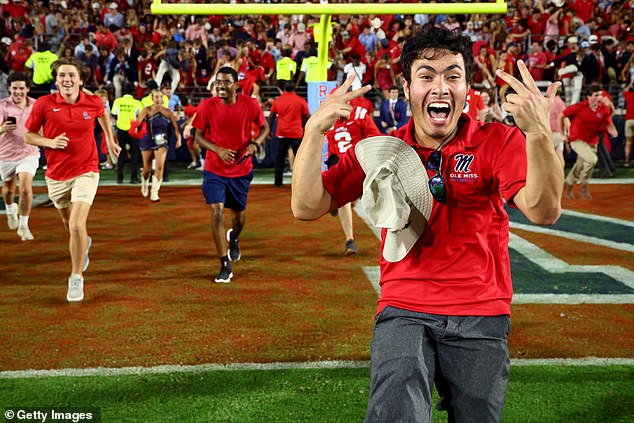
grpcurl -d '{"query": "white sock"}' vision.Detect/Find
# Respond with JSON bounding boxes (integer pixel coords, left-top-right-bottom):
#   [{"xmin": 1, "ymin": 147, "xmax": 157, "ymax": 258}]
[
  {"xmin": 19, "ymin": 215, "xmax": 29, "ymax": 227},
  {"xmin": 6, "ymin": 203, "xmax": 17, "ymax": 214}
]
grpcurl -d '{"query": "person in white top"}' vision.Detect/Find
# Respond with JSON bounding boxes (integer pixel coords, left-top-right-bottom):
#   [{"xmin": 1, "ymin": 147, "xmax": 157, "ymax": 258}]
[{"xmin": 0, "ymin": 72, "xmax": 39, "ymax": 241}]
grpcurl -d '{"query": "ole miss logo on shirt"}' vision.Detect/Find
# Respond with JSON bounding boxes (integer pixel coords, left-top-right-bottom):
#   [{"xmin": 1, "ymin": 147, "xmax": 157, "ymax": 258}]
[{"xmin": 449, "ymin": 153, "xmax": 479, "ymax": 183}]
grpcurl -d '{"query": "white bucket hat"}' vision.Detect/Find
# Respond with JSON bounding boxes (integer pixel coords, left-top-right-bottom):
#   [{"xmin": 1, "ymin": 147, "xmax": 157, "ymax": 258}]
[{"xmin": 355, "ymin": 136, "xmax": 433, "ymax": 262}]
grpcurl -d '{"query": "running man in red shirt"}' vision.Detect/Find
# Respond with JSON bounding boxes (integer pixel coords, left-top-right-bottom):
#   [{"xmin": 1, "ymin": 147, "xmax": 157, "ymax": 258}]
[
  {"xmin": 24, "ymin": 58, "xmax": 121, "ymax": 302},
  {"xmin": 292, "ymin": 28, "xmax": 563, "ymax": 422},
  {"xmin": 267, "ymin": 81, "xmax": 310, "ymax": 187},
  {"xmin": 560, "ymin": 83, "xmax": 618, "ymax": 199},
  {"xmin": 324, "ymin": 100, "xmax": 380, "ymax": 256},
  {"xmin": 193, "ymin": 67, "xmax": 269, "ymax": 284}
]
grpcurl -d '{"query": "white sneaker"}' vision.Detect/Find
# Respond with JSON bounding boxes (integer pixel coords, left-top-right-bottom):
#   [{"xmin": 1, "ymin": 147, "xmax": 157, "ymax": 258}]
[
  {"xmin": 6, "ymin": 205, "xmax": 18, "ymax": 230},
  {"xmin": 67, "ymin": 274, "xmax": 84, "ymax": 302},
  {"xmin": 82, "ymin": 236, "xmax": 92, "ymax": 272},
  {"xmin": 17, "ymin": 225, "xmax": 34, "ymax": 241}
]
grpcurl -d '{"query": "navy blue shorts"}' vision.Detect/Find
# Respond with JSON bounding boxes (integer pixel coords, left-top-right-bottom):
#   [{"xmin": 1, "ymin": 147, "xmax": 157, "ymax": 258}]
[{"xmin": 202, "ymin": 170, "xmax": 253, "ymax": 211}]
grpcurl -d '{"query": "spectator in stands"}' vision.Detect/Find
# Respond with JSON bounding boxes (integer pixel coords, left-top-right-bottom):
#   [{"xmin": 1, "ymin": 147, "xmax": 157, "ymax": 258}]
[
  {"xmin": 554, "ymin": 36, "xmax": 584, "ymax": 105},
  {"xmin": 74, "ymin": 34, "xmax": 98, "ymax": 59},
  {"xmin": 94, "ymin": 21, "xmax": 119, "ymax": 52},
  {"xmin": 155, "ymin": 40, "xmax": 181, "ymax": 92},
  {"xmin": 528, "ymin": 41, "xmax": 549, "ymax": 82},
  {"xmin": 77, "ymin": 44, "xmax": 99, "ymax": 88},
  {"xmin": 478, "ymin": 89, "xmax": 504, "ymax": 123},
  {"xmin": 358, "ymin": 23, "xmax": 378, "ymax": 56},
  {"xmin": 6, "ymin": 37, "xmax": 33, "ymax": 73},
  {"xmin": 136, "ymin": 40, "xmax": 158, "ymax": 95},
  {"xmin": 473, "ymin": 44, "xmax": 496, "ymax": 89},
  {"xmin": 108, "ymin": 47, "xmax": 136, "ymax": 99},
  {"xmin": 373, "ymin": 52, "xmax": 396, "ymax": 99},
  {"xmin": 561, "ymin": 84, "xmax": 617, "ymax": 199},
  {"xmin": 378, "ymin": 85, "xmax": 407, "ymax": 134},
  {"xmin": 104, "ymin": 2, "xmax": 124, "ymax": 31},
  {"xmin": 267, "ymin": 80, "xmax": 310, "ymax": 187},
  {"xmin": 343, "ymin": 54, "xmax": 366, "ymax": 91},
  {"xmin": 185, "ymin": 17, "xmax": 209, "ymax": 49},
  {"xmin": 288, "ymin": 22, "xmax": 311, "ymax": 58},
  {"xmin": 161, "ymin": 83, "xmax": 181, "ymax": 112}
]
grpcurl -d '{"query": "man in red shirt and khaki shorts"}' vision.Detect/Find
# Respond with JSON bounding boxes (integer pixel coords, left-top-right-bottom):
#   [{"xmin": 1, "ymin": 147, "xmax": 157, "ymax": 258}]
[{"xmin": 25, "ymin": 58, "xmax": 121, "ymax": 302}]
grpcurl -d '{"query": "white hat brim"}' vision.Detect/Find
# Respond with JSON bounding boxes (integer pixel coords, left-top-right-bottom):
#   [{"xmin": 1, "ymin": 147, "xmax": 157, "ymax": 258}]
[{"xmin": 355, "ymin": 136, "xmax": 433, "ymax": 262}]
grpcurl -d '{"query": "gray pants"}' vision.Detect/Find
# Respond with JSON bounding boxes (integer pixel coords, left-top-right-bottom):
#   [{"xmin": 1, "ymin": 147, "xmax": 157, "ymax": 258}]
[{"xmin": 364, "ymin": 306, "xmax": 511, "ymax": 423}]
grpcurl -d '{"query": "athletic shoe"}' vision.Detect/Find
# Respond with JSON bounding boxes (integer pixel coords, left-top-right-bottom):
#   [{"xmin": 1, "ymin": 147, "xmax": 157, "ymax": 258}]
[
  {"xmin": 344, "ymin": 239, "xmax": 358, "ymax": 256},
  {"xmin": 67, "ymin": 274, "xmax": 84, "ymax": 302},
  {"xmin": 214, "ymin": 265, "xmax": 233, "ymax": 283},
  {"xmin": 82, "ymin": 236, "xmax": 92, "ymax": 272},
  {"xmin": 226, "ymin": 229, "xmax": 241, "ymax": 261},
  {"xmin": 6, "ymin": 204, "xmax": 18, "ymax": 230},
  {"xmin": 17, "ymin": 225, "xmax": 34, "ymax": 241}
]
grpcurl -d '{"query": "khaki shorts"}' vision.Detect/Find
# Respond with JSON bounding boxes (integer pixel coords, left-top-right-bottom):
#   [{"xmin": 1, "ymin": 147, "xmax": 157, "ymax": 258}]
[
  {"xmin": 552, "ymin": 132, "xmax": 563, "ymax": 150},
  {"xmin": 0, "ymin": 155, "xmax": 39, "ymax": 182},
  {"xmin": 46, "ymin": 172, "xmax": 100, "ymax": 209},
  {"xmin": 625, "ymin": 120, "xmax": 634, "ymax": 138}
]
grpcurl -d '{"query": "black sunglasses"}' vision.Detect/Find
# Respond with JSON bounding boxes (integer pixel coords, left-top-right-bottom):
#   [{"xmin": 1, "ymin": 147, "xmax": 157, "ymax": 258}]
[{"xmin": 427, "ymin": 151, "xmax": 447, "ymax": 203}]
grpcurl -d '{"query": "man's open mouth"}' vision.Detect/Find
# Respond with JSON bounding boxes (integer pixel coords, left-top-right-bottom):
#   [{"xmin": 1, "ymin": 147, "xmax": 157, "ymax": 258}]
[{"xmin": 427, "ymin": 102, "xmax": 450, "ymax": 122}]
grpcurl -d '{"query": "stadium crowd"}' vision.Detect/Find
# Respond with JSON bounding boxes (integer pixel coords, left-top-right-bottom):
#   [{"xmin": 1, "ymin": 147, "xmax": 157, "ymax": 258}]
[{"xmin": 0, "ymin": 0, "xmax": 633, "ymax": 167}]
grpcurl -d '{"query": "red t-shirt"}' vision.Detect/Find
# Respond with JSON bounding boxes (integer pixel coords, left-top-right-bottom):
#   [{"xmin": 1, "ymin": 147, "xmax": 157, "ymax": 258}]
[
  {"xmin": 269, "ymin": 91, "xmax": 309, "ymax": 139},
  {"xmin": 193, "ymin": 94, "xmax": 265, "ymax": 178},
  {"xmin": 563, "ymin": 101, "xmax": 613, "ymax": 146},
  {"xmin": 25, "ymin": 92, "xmax": 104, "ymax": 181},
  {"xmin": 325, "ymin": 105, "xmax": 381, "ymax": 158},
  {"xmin": 323, "ymin": 116, "xmax": 527, "ymax": 317}
]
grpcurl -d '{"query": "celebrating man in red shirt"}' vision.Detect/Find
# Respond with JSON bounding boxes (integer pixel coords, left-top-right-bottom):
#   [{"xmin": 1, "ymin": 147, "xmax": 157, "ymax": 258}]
[
  {"xmin": 193, "ymin": 67, "xmax": 269, "ymax": 283},
  {"xmin": 292, "ymin": 28, "xmax": 563, "ymax": 422},
  {"xmin": 560, "ymin": 83, "xmax": 618, "ymax": 199},
  {"xmin": 25, "ymin": 58, "xmax": 121, "ymax": 302}
]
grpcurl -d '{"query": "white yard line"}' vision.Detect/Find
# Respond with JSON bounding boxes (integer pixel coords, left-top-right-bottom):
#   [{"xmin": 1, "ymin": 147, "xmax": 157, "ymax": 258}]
[{"xmin": 1, "ymin": 358, "xmax": 632, "ymax": 379}]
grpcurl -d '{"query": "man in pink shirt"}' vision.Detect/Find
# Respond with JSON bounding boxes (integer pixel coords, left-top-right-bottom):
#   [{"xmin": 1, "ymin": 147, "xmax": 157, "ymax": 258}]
[{"xmin": 0, "ymin": 72, "xmax": 39, "ymax": 241}]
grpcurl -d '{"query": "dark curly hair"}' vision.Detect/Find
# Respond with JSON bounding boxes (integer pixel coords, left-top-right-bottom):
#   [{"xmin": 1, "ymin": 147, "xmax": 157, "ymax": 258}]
[{"xmin": 401, "ymin": 27, "xmax": 474, "ymax": 85}]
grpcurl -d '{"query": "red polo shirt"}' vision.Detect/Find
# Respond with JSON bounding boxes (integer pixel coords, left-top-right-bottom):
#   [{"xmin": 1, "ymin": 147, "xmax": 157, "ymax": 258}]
[
  {"xmin": 323, "ymin": 115, "xmax": 526, "ymax": 317},
  {"xmin": 25, "ymin": 92, "xmax": 103, "ymax": 181},
  {"xmin": 269, "ymin": 91, "xmax": 309, "ymax": 139},
  {"xmin": 563, "ymin": 100, "xmax": 612, "ymax": 146},
  {"xmin": 193, "ymin": 94, "xmax": 265, "ymax": 178}
]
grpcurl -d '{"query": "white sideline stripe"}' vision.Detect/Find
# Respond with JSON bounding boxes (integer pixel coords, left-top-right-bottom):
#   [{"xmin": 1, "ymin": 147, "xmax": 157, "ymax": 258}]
[
  {"xmin": 1, "ymin": 358, "xmax": 632, "ymax": 379},
  {"xmin": 510, "ymin": 222, "xmax": 634, "ymax": 253},
  {"xmin": 562, "ymin": 209, "xmax": 634, "ymax": 227}
]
